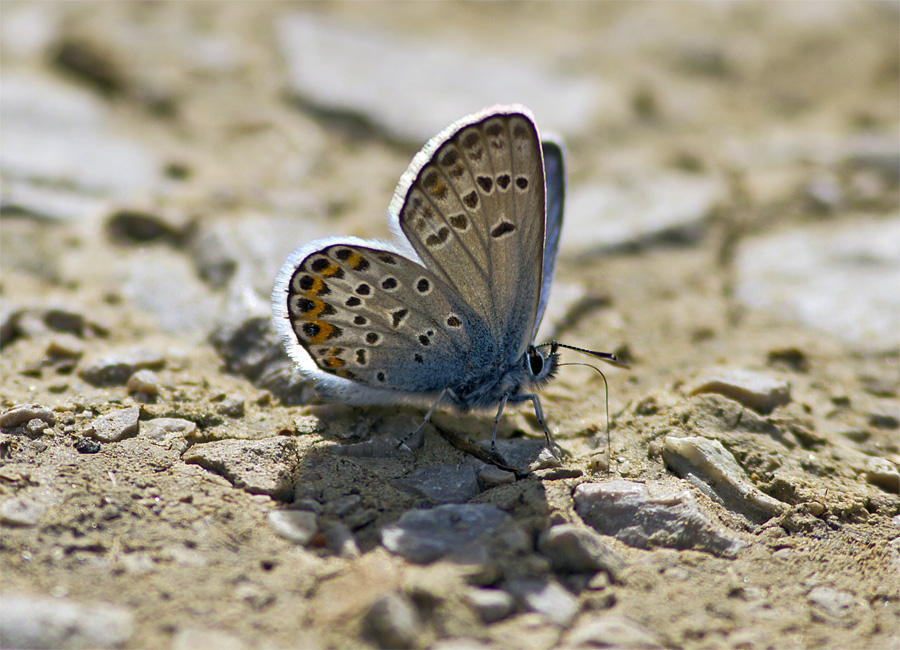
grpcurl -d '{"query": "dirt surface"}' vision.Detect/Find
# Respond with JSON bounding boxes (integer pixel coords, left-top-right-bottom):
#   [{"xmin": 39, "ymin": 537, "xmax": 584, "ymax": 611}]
[{"xmin": 1, "ymin": 3, "xmax": 899, "ymax": 650}]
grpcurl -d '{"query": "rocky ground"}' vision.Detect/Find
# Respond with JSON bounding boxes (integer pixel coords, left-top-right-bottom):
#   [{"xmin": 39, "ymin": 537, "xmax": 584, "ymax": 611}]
[{"xmin": 1, "ymin": 3, "xmax": 898, "ymax": 649}]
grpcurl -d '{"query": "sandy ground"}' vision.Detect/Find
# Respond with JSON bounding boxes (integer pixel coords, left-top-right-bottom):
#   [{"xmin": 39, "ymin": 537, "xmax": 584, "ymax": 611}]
[{"xmin": 1, "ymin": 3, "xmax": 898, "ymax": 649}]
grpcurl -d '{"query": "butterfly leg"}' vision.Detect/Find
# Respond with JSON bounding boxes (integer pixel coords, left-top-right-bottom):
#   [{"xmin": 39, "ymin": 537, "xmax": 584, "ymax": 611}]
[
  {"xmin": 506, "ymin": 392, "xmax": 557, "ymax": 455},
  {"xmin": 489, "ymin": 393, "xmax": 512, "ymax": 455},
  {"xmin": 397, "ymin": 388, "xmax": 448, "ymax": 448}
]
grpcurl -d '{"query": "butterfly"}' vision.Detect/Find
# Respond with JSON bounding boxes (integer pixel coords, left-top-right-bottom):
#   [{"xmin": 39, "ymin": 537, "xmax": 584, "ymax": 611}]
[{"xmin": 272, "ymin": 105, "xmax": 619, "ymax": 452}]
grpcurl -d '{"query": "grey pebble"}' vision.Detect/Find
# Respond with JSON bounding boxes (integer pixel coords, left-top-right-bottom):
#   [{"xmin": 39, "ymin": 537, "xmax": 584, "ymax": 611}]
[
  {"xmin": 662, "ymin": 435, "xmax": 787, "ymax": 522},
  {"xmin": 0, "ymin": 593, "xmax": 134, "ymax": 649},
  {"xmin": 574, "ymin": 480, "xmax": 747, "ymax": 557},
  {"xmin": 87, "ymin": 406, "xmax": 140, "ymax": 443},
  {"xmin": 382, "ymin": 503, "xmax": 529, "ymax": 565},
  {"xmin": 393, "ymin": 463, "xmax": 482, "ymax": 504},
  {"xmin": 363, "ymin": 593, "xmax": 422, "ymax": 650},
  {"xmin": 80, "ymin": 348, "xmax": 165, "ymax": 386},
  {"xmin": 25, "ymin": 419, "xmax": 49, "ymax": 436},
  {"xmin": 267, "ymin": 509, "xmax": 317, "ymax": 545},
  {"xmin": 0, "ymin": 404, "xmax": 56, "ymax": 429},
  {"xmin": 182, "ymin": 436, "xmax": 298, "ymax": 501},
  {"xmin": 0, "ymin": 497, "xmax": 47, "ymax": 527},
  {"xmin": 463, "ymin": 588, "xmax": 516, "ymax": 624},
  {"xmin": 507, "ymin": 578, "xmax": 580, "ymax": 627},
  {"xmin": 126, "ymin": 369, "xmax": 160, "ymax": 396},
  {"xmin": 564, "ymin": 614, "xmax": 664, "ymax": 649},
  {"xmin": 215, "ymin": 395, "xmax": 245, "ymax": 417},
  {"xmin": 140, "ymin": 417, "xmax": 197, "ymax": 454},
  {"xmin": 688, "ymin": 367, "xmax": 791, "ymax": 414},
  {"xmin": 865, "ymin": 457, "xmax": 899, "ymax": 494},
  {"xmin": 537, "ymin": 523, "xmax": 625, "ymax": 579}
]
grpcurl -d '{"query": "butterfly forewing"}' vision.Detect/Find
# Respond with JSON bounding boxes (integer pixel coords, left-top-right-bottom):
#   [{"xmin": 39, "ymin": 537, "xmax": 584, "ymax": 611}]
[
  {"xmin": 284, "ymin": 243, "xmax": 478, "ymax": 393},
  {"xmin": 395, "ymin": 109, "xmax": 546, "ymax": 359}
]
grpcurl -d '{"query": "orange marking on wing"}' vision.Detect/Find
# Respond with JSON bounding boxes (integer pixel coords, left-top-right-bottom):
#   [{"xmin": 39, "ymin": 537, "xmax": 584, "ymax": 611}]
[{"xmin": 307, "ymin": 322, "xmax": 334, "ymax": 344}]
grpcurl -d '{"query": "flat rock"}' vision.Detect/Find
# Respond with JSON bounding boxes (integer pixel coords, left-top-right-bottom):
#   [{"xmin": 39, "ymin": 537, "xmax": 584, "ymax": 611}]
[
  {"xmin": 0, "ymin": 593, "xmax": 134, "ymax": 649},
  {"xmin": 1, "ymin": 73, "xmax": 158, "ymax": 196},
  {"xmin": 0, "ymin": 404, "xmax": 56, "ymax": 429},
  {"xmin": 736, "ymin": 217, "xmax": 900, "ymax": 350},
  {"xmin": 537, "ymin": 523, "xmax": 625, "ymax": 578},
  {"xmin": 182, "ymin": 436, "xmax": 299, "ymax": 501},
  {"xmin": 276, "ymin": 12, "xmax": 607, "ymax": 143},
  {"xmin": 381, "ymin": 503, "xmax": 529, "ymax": 565},
  {"xmin": 87, "ymin": 406, "xmax": 140, "ymax": 443},
  {"xmin": 562, "ymin": 172, "xmax": 726, "ymax": 256},
  {"xmin": 663, "ymin": 436, "xmax": 787, "ymax": 522},
  {"xmin": 80, "ymin": 348, "xmax": 166, "ymax": 387},
  {"xmin": 688, "ymin": 367, "xmax": 791, "ymax": 414},
  {"xmin": 392, "ymin": 463, "xmax": 482, "ymax": 504},
  {"xmin": 574, "ymin": 480, "xmax": 747, "ymax": 557}
]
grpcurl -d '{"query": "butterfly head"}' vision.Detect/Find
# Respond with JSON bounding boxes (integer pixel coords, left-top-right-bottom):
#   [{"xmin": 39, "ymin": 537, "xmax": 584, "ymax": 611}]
[{"xmin": 524, "ymin": 342, "xmax": 560, "ymax": 388}]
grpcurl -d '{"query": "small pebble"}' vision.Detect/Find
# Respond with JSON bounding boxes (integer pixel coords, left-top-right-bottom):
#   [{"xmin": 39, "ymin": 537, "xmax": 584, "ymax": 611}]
[
  {"xmin": 75, "ymin": 438, "xmax": 102, "ymax": 454},
  {"xmin": 268, "ymin": 510, "xmax": 317, "ymax": 545},
  {"xmin": 0, "ymin": 404, "xmax": 56, "ymax": 428},
  {"xmin": 464, "ymin": 588, "xmax": 516, "ymax": 623},
  {"xmin": 126, "ymin": 369, "xmax": 160, "ymax": 396},
  {"xmin": 216, "ymin": 395, "xmax": 245, "ymax": 417},
  {"xmin": 87, "ymin": 406, "xmax": 140, "ymax": 442},
  {"xmin": 363, "ymin": 593, "xmax": 422, "ymax": 650}
]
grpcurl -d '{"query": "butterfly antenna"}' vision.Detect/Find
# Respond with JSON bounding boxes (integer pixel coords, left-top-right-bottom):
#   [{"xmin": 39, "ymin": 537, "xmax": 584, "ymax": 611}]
[
  {"xmin": 537, "ymin": 341, "xmax": 630, "ymax": 368},
  {"xmin": 557, "ymin": 361, "xmax": 614, "ymax": 469},
  {"xmin": 545, "ymin": 340, "xmax": 629, "ymax": 471}
]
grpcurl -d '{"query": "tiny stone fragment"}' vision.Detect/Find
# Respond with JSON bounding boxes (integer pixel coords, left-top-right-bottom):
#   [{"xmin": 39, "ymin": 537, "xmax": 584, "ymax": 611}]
[
  {"xmin": 87, "ymin": 406, "xmax": 140, "ymax": 442},
  {"xmin": 363, "ymin": 593, "xmax": 422, "ymax": 650},
  {"xmin": 268, "ymin": 509, "xmax": 317, "ymax": 545},
  {"xmin": 865, "ymin": 457, "xmax": 900, "ymax": 494},
  {"xmin": 464, "ymin": 588, "xmax": 516, "ymax": 623},
  {"xmin": 126, "ymin": 369, "xmax": 160, "ymax": 395},
  {"xmin": 507, "ymin": 578, "xmax": 579, "ymax": 627}
]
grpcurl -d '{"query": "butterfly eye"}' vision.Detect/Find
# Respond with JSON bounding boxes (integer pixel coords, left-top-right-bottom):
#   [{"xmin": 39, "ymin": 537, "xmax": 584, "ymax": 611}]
[{"xmin": 527, "ymin": 349, "xmax": 545, "ymax": 377}]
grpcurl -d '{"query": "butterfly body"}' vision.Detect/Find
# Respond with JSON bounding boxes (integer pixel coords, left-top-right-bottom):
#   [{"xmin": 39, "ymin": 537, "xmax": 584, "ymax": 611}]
[{"xmin": 273, "ymin": 105, "xmax": 570, "ymax": 444}]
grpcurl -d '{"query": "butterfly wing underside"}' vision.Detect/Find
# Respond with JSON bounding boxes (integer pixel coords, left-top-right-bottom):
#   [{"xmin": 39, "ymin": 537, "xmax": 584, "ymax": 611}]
[
  {"xmin": 278, "ymin": 241, "xmax": 473, "ymax": 397},
  {"xmin": 533, "ymin": 137, "xmax": 565, "ymax": 340},
  {"xmin": 391, "ymin": 108, "xmax": 546, "ymax": 361}
]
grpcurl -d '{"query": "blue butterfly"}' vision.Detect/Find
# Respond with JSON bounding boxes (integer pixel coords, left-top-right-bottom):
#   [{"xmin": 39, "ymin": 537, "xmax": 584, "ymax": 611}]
[{"xmin": 273, "ymin": 105, "xmax": 618, "ymax": 451}]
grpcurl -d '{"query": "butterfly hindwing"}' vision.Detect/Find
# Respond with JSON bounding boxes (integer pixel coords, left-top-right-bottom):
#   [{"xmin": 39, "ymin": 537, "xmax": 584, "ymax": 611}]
[{"xmin": 281, "ymin": 242, "xmax": 480, "ymax": 394}]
